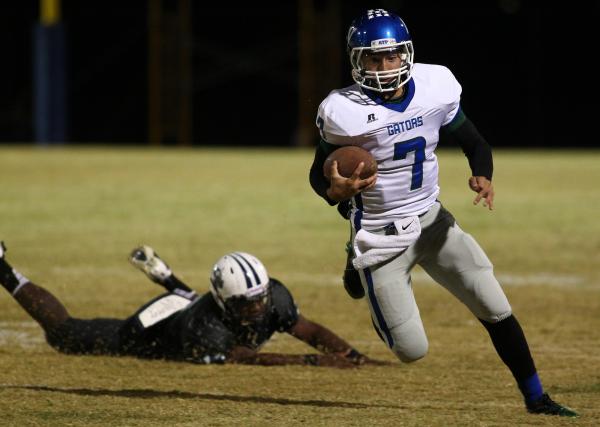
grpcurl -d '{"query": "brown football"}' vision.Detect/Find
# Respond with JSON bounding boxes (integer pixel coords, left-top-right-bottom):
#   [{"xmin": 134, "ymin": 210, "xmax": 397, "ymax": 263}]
[{"xmin": 323, "ymin": 146, "xmax": 377, "ymax": 180}]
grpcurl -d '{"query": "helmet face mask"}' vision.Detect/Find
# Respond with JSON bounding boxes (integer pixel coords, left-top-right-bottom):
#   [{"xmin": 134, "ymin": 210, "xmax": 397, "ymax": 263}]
[
  {"xmin": 224, "ymin": 292, "xmax": 270, "ymax": 325},
  {"xmin": 210, "ymin": 252, "xmax": 271, "ymax": 324},
  {"xmin": 347, "ymin": 9, "xmax": 414, "ymax": 93}
]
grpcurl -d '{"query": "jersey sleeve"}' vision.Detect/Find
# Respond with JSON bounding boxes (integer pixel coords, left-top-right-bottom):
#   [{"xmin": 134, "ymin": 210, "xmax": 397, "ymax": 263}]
[
  {"xmin": 437, "ymin": 66, "xmax": 463, "ymax": 126},
  {"xmin": 311, "ymin": 92, "xmax": 352, "ymax": 204},
  {"xmin": 268, "ymin": 278, "xmax": 300, "ymax": 332},
  {"xmin": 316, "ymin": 94, "xmax": 349, "ymax": 145}
]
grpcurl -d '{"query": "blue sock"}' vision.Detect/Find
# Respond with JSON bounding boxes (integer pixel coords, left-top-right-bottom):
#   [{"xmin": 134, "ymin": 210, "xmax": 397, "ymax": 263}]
[{"xmin": 519, "ymin": 373, "xmax": 544, "ymax": 404}]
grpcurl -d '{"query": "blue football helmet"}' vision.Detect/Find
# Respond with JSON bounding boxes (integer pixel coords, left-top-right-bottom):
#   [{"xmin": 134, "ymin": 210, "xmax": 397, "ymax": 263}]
[{"xmin": 347, "ymin": 9, "xmax": 414, "ymax": 92}]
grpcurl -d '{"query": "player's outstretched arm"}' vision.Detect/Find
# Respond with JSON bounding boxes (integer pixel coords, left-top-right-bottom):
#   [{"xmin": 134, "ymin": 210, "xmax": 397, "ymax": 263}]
[
  {"xmin": 288, "ymin": 315, "xmax": 389, "ymax": 366},
  {"xmin": 443, "ymin": 110, "xmax": 494, "ymax": 211},
  {"xmin": 225, "ymin": 345, "xmax": 356, "ymax": 368}
]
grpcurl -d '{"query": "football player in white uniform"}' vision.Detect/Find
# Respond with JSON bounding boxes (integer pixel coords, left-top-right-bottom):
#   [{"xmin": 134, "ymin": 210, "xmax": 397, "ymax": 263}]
[{"xmin": 309, "ymin": 9, "xmax": 577, "ymax": 417}]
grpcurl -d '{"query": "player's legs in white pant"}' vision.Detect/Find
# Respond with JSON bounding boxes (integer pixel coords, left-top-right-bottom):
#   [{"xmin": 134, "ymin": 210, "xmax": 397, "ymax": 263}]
[
  {"xmin": 418, "ymin": 208, "xmax": 512, "ymax": 322},
  {"xmin": 360, "ymin": 254, "xmax": 428, "ymax": 362},
  {"xmin": 354, "ymin": 202, "xmax": 450, "ymax": 363}
]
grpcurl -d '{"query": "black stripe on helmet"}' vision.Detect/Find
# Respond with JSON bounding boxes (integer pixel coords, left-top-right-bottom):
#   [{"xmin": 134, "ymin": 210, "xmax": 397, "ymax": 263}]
[
  {"xmin": 229, "ymin": 255, "xmax": 253, "ymax": 289},
  {"xmin": 234, "ymin": 252, "xmax": 262, "ymax": 286}
]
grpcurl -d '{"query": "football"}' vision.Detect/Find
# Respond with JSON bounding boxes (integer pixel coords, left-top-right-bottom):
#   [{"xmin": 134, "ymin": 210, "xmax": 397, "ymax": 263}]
[{"xmin": 323, "ymin": 146, "xmax": 377, "ymax": 180}]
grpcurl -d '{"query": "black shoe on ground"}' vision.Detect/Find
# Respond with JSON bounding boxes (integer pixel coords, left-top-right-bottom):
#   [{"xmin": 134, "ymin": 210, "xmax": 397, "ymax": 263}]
[
  {"xmin": 343, "ymin": 268, "xmax": 365, "ymax": 299},
  {"xmin": 526, "ymin": 393, "xmax": 578, "ymax": 417}
]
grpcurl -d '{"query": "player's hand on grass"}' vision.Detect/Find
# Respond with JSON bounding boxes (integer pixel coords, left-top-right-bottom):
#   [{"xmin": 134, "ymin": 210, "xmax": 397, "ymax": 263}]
[
  {"xmin": 335, "ymin": 349, "xmax": 393, "ymax": 367},
  {"xmin": 326, "ymin": 161, "xmax": 377, "ymax": 202},
  {"xmin": 312, "ymin": 354, "xmax": 359, "ymax": 369},
  {"xmin": 360, "ymin": 356, "xmax": 395, "ymax": 366},
  {"xmin": 349, "ymin": 353, "xmax": 395, "ymax": 367},
  {"xmin": 469, "ymin": 176, "xmax": 494, "ymax": 210}
]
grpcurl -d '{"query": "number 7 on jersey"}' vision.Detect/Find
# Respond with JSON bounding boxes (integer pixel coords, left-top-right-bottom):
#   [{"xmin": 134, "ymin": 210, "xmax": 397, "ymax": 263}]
[{"xmin": 393, "ymin": 137, "xmax": 426, "ymax": 191}]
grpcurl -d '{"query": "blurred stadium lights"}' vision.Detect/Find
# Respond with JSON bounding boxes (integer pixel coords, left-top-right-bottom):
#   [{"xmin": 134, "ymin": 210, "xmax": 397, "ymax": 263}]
[{"xmin": 34, "ymin": 0, "xmax": 66, "ymax": 144}]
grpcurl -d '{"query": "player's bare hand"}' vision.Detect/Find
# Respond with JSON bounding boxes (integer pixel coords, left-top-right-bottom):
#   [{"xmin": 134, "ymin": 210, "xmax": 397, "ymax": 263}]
[
  {"xmin": 469, "ymin": 176, "xmax": 494, "ymax": 210},
  {"xmin": 316, "ymin": 354, "xmax": 359, "ymax": 369},
  {"xmin": 344, "ymin": 352, "xmax": 394, "ymax": 366},
  {"xmin": 326, "ymin": 161, "xmax": 377, "ymax": 202},
  {"xmin": 332, "ymin": 349, "xmax": 393, "ymax": 367},
  {"xmin": 360, "ymin": 356, "xmax": 395, "ymax": 366}
]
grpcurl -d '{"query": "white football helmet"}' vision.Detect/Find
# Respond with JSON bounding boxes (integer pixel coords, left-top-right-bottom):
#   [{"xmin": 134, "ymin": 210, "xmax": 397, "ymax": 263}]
[{"xmin": 209, "ymin": 252, "xmax": 270, "ymax": 315}]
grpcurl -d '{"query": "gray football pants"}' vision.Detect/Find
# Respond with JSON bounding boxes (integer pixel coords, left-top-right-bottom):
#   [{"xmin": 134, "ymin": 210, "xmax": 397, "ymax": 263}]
[{"xmin": 356, "ymin": 202, "xmax": 512, "ymax": 363}]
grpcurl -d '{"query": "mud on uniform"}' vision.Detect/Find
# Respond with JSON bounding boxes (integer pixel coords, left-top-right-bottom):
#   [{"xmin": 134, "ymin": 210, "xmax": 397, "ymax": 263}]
[{"xmin": 46, "ymin": 279, "xmax": 299, "ymax": 363}]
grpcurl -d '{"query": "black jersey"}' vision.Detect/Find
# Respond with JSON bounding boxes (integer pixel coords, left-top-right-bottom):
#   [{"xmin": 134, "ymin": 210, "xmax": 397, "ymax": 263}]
[
  {"xmin": 173, "ymin": 278, "xmax": 299, "ymax": 363},
  {"xmin": 114, "ymin": 278, "xmax": 299, "ymax": 363},
  {"xmin": 47, "ymin": 279, "xmax": 299, "ymax": 362}
]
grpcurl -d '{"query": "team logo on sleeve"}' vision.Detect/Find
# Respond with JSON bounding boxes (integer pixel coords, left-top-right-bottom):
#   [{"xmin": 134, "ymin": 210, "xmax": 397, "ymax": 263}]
[{"xmin": 367, "ymin": 113, "xmax": 378, "ymax": 123}]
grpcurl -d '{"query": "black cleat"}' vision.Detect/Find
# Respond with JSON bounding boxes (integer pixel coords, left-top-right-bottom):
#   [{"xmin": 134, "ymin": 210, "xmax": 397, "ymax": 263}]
[
  {"xmin": 343, "ymin": 268, "xmax": 365, "ymax": 299},
  {"xmin": 526, "ymin": 393, "xmax": 578, "ymax": 417},
  {"xmin": 343, "ymin": 240, "xmax": 365, "ymax": 299},
  {"xmin": 129, "ymin": 245, "xmax": 172, "ymax": 284}
]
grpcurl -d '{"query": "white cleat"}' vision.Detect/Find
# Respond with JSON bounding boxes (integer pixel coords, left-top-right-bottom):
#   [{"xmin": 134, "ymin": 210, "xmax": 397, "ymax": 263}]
[{"xmin": 129, "ymin": 245, "xmax": 172, "ymax": 283}]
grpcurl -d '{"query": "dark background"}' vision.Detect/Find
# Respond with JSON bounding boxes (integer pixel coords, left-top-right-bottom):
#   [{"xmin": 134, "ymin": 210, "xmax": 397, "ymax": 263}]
[{"xmin": 1, "ymin": 1, "xmax": 598, "ymax": 147}]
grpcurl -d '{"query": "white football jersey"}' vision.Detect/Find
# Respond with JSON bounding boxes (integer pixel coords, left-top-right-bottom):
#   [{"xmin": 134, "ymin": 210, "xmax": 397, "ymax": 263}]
[{"xmin": 317, "ymin": 63, "xmax": 461, "ymax": 229}]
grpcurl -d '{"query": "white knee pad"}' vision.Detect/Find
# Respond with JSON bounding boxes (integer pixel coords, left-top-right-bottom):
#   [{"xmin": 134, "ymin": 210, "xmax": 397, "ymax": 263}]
[
  {"xmin": 479, "ymin": 306, "xmax": 512, "ymax": 323},
  {"xmin": 389, "ymin": 318, "xmax": 429, "ymax": 363}
]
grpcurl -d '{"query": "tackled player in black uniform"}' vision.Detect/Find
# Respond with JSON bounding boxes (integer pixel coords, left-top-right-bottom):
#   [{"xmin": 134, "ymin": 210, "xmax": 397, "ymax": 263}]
[{"xmin": 0, "ymin": 242, "xmax": 380, "ymax": 368}]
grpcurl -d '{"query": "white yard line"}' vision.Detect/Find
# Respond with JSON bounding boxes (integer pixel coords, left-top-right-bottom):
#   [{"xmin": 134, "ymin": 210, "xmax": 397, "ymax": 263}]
[
  {"xmin": 0, "ymin": 321, "xmax": 45, "ymax": 348},
  {"xmin": 284, "ymin": 271, "xmax": 596, "ymax": 288},
  {"xmin": 46, "ymin": 266, "xmax": 594, "ymax": 288}
]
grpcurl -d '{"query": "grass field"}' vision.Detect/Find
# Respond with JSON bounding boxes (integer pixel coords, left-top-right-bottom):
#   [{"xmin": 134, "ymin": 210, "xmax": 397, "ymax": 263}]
[{"xmin": 0, "ymin": 146, "xmax": 599, "ymax": 426}]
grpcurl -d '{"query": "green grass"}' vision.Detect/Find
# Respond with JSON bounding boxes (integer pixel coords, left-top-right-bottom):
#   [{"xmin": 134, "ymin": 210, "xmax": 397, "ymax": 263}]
[{"xmin": 0, "ymin": 146, "xmax": 599, "ymax": 426}]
